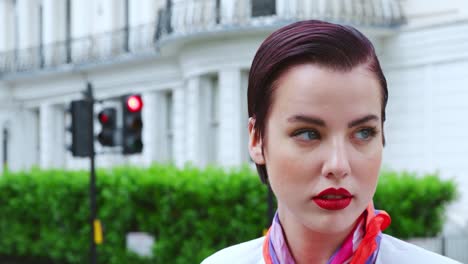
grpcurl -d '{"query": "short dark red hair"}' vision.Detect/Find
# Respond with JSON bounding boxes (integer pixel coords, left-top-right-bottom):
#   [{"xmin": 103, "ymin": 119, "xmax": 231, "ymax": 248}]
[{"xmin": 248, "ymin": 20, "xmax": 388, "ymax": 184}]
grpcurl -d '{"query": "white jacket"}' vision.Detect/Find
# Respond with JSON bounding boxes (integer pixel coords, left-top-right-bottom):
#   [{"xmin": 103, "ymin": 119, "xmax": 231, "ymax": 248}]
[{"xmin": 201, "ymin": 234, "xmax": 461, "ymax": 264}]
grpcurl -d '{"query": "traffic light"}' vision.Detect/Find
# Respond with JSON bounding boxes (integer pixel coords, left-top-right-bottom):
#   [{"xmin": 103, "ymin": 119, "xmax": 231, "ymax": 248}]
[
  {"xmin": 97, "ymin": 108, "xmax": 117, "ymax": 146},
  {"xmin": 122, "ymin": 94, "xmax": 143, "ymax": 154},
  {"xmin": 69, "ymin": 100, "xmax": 92, "ymax": 157}
]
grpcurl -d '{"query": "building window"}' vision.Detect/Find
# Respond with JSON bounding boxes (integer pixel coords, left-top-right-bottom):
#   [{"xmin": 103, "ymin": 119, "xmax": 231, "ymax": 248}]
[{"xmin": 251, "ymin": 0, "xmax": 276, "ymax": 17}]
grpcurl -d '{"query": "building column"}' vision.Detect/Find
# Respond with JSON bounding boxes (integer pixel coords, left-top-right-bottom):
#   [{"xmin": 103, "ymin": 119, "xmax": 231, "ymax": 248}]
[
  {"xmin": 40, "ymin": 104, "xmax": 53, "ymax": 168},
  {"xmin": 16, "ymin": 0, "xmax": 41, "ymax": 68},
  {"xmin": 91, "ymin": 0, "xmax": 113, "ymax": 34},
  {"xmin": 43, "ymin": 0, "xmax": 65, "ymax": 44},
  {"xmin": 43, "ymin": 0, "xmax": 67, "ymax": 66},
  {"xmin": 15, "ymin": 109, "xmax": 40, "ymax": 170},
  {"xmin": 142, "ymin": 91, "xmax": 159, "ymax": 166},
  {"xmin": 71, "ymin": 0, "xmax": 91, "ymax": 38},
  {"xmin": 17, "ymin": 0, "xmax": 39, "ymax": 49},
  {"xmin": 39, "ymin": 103, "xmax": 65, "ymax": 169},
  {"xmin": 157, "ymin": 91, "xmax": 173, "ymax": 163},
  {"xmin": 71, "ymin": 0, "xmax": 91, "ymax": 62},
  {"xmin": 0, "ymin": 0, "xmax": 13, "ymax": 51},
  {"xmin": 185, "ymin": 77, "xmax": 201, "ymax": 166},
  {"xmin": 172, "ymin": 86, "xmax": 186, "ymax": 168},
  {"xmin": 218, "ymin": 68, "xmax": 243, "ymax": 167}
]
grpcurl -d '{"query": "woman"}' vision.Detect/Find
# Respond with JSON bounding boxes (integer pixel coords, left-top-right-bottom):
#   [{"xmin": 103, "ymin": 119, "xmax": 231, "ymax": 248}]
[{"xmin": 202, "ymin": 20, "xmax": 460, "ymax": 264}]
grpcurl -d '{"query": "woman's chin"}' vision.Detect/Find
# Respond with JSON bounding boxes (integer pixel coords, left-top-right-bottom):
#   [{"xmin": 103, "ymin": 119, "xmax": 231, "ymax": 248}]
[{"xmin": 301, "ymin": 211, "xmax": 360, "ymax": 235}]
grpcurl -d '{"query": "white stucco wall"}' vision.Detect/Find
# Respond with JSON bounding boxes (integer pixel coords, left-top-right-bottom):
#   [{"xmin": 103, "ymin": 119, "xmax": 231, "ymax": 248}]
[
  {"xmin": 0, "ymin": 0, "xmax": 467, "ymax": 230},
  {"xmin": 382, "ymin": 21, "xmax": 468, "ymax": 229}
]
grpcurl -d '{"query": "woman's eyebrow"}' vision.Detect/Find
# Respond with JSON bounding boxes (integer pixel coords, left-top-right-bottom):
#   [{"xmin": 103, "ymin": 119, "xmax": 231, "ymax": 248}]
[
  {"xmin": 287, "ymin": 114, "xmax": 379, "ymax": 128},
  {"xmin": 287, "ymin": 115, "xmax": 326, "ymax": 127},
  {"xmin": 348, "ymin": 114, "xmax": 379, "ymax": 128}
]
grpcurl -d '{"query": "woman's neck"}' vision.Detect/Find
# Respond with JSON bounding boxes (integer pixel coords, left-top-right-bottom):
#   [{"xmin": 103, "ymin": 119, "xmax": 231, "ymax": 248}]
[{"xmin": 278, "ymin": 209, "xmax": 356, "ymax": 264}]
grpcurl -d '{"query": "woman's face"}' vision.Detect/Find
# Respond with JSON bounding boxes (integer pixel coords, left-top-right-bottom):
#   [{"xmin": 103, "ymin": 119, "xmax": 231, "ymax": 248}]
[{"xmin": 249, "ymin": 63, "xmax": 383, "ymax": 234}]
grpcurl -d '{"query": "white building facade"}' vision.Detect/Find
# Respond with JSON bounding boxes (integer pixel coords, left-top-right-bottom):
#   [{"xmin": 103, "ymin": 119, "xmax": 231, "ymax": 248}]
[{"xmin": 0, "ymin": 0, "xmax": 468, "ymax": 231}]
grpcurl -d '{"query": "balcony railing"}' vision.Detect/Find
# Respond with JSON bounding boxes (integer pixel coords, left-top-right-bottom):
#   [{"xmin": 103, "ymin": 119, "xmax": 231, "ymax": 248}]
[
  {"xmin": 0, "ymin": 0, "xmax": 405, "ymax": 76},
  {"xmin": 156, "ymin": 0, "xmax": 406, "ymax": 40},
  {"xmin": 0, "ymin": 23, "xmax": 156, "ymax": 75}
]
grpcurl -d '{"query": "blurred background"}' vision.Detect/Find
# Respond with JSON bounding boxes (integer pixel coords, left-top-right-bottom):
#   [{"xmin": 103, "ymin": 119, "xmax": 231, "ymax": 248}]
[{"xmin": 0, "ymin": 0, "xmax": 467, "ymax": 263}]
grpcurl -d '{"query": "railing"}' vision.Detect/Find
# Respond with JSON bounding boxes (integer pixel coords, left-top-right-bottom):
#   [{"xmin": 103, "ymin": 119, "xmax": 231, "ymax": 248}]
[
  {"xmin": 156, "ymin": 0, "xmax": 406, "ymax": 39},
  {"xmin": 0, "ymin": 0, "xmax": 406, "ymax": 75},
  {"xmin": 0, "ymin": 23, "xmax": 156, "ymax": 75}
]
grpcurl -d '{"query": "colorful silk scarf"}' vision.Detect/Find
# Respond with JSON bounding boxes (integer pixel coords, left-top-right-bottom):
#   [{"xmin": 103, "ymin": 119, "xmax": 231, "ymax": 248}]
[{"xmin": 263, "ymin": 203, "xmax": 391, "ymax": 264}]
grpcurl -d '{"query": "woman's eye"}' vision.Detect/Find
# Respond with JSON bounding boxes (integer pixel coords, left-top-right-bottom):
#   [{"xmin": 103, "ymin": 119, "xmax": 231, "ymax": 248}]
[
  {"xmin": 354, "ymin": 128, "xmax": 377, "ymax": 141},
  {"xmin": 293, "ymin": 130, "xmax": 320, "ymax": 141}
]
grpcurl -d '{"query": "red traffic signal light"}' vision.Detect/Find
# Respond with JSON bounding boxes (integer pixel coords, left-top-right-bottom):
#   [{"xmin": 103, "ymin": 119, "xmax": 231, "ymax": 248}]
[
  {"xmin": 97, "ymin": 108, "xmax": 117, "ymax": 146},
  {"xmin": 98, "ymin": 108, "xmax": 116, "ymax": 127},
  {"xmin": 126, "ymin": 95, "xmax": 143, "ymax": 112},
  {"xmin": 122, "ymin": 94, "xmax": 143, "ymax": 154},
  {"xmin": 98, "ymin": 112, "xmax": 109, "ymax": 124}
]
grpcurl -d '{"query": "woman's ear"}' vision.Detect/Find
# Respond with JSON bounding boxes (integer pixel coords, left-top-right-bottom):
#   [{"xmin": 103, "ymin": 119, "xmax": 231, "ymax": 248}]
[{"xmin": 248, "ymin": 118, "xmax": 265, "ymax": 165}]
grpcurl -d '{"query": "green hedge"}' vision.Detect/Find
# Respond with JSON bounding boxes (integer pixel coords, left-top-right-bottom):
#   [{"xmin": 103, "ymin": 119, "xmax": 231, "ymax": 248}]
[
  {"xmin": 374, "ymin": 170, "xmax": 457, "ymax": 238},
  {"xmin": 0, "ymin": 165, "xmax": 457, "ymax": 263}
]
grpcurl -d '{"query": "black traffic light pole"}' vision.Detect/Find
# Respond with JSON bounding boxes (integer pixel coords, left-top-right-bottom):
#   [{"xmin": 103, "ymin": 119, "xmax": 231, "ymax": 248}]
[
  {"xmin": 68, "ymin": 88, "xmax": 145, "ymax": 264},
  {"xmin": 84, "ymin": 83, "xmax": 98, "ymax": 264}
]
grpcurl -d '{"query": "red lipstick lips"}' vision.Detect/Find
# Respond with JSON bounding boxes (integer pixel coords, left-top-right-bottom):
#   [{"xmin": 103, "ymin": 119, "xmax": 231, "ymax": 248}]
[{"xmin": 312, "ymin": 188, "xmax": 352, "ymax": 210}]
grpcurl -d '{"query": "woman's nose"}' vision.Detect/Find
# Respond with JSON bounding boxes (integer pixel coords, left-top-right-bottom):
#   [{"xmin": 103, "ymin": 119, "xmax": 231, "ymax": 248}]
[{"xmin": 321, "ymin": 139, "xmax": 351, "ymax": 180}]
